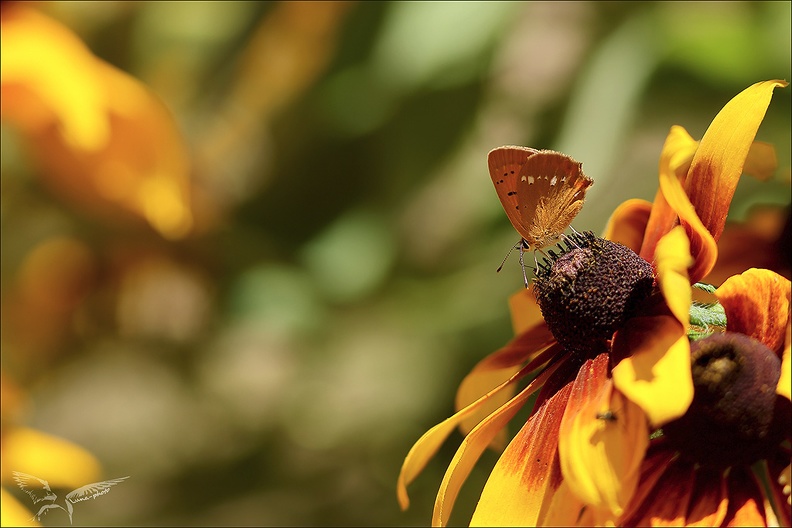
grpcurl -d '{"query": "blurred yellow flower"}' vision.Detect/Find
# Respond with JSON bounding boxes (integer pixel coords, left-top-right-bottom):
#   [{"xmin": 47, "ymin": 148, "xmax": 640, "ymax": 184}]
[
  {"xmin": 1, "ymin": 374, "xmax": 104, "ymax": 526},
  {"xmin": 1, "ymin": 4, "xmax": 193, "ymax": 239}
]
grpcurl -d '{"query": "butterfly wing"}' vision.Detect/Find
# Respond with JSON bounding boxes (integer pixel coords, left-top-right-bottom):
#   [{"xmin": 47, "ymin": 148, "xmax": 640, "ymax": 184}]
[
  {"xmin": 487, "ymin": 146, "xmax": 540, "ymax": 240},
  {"xmin": 516, "ymin": 150, "xmax": 593, "ymax": 248}
]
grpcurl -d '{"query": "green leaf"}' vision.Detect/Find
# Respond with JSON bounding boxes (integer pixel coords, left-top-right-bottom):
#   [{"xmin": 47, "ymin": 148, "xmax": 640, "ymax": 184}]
[
  {"xmin": 692, "ymin": 282, "xmax": 717, "ymax": 294},
  {"xmin": 687, "ymin": 300, "xmax": 727, "ymax": 340}
]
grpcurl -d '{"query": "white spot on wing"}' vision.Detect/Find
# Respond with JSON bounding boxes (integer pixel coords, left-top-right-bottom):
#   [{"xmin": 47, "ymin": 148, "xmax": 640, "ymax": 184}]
[{"xmin": 550, "ymin": 176, "xmax": 557, "ymax": 186}]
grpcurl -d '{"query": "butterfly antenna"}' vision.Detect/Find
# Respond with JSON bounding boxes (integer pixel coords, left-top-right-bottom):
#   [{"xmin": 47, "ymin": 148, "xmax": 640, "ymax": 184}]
[{"xmin": 496, "ymin": 239, "xmax": 523, "ymax": 273}]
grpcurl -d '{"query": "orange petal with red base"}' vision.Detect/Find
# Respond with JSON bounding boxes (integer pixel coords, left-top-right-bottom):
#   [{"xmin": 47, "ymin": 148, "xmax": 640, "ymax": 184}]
[
  {"xmin": 715, "ymin": 268, "xmax": 791, "ymax": 354},
  {"xmin": 624, "ymin": 458, "xmax": 695, "ymax": 526},
  {"xmin": 721, "ymin": 467, "xmax": 768, "ymax": 526},
  {"xmin": 685, "ymin": 469, "xmax": 729, "ymax": 527},
  {"xmin": 469, "ymin": 369, "xmax": 571, "ymax": 527}
]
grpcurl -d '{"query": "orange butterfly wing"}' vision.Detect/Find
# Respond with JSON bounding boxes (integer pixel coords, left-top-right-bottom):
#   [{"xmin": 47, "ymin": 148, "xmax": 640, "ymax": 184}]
[
  {"xmin": 516, "ymin": 151, "xmax": 593, "ymax": 248},
  {"xmin": 488, "ymin": 146, "xmax": 593, "ymax": 249},
  {"xmin": 487, "ymin": 146, "xmax": 539, "ymax": 240}
]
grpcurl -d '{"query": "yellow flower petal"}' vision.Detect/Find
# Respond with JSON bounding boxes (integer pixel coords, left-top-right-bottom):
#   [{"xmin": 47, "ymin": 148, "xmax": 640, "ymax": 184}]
[
  {"xmin": 602, "ymin": 199, "xmax": 653, "ymax": 254},
  {"xmin": 559, "ymin": 356, "xmax": 647, "ymax": 518},
  {"xmin": 715, "ymin": 268, "xmax": 790, "ymax": 353},
  {"xmin": 397, "ymin": 349, "xmax": 550, "ymax": 511},
  {"xmin": 507, "ymin": 284, "xmax": 544, "ymax": 335},
  {"xmin": 654, "ymin": 226, "xmax": 693, "ymax": 326},
  {"xmin": 777, "ymin": 320, "xmax": 791, "ymax": 400},
  {"xmin": 684, "ymin": 80, "xmax": 788, "ymax": 244},
  {"xmin": 560, "ymin": 392, "xmax": 647, "ymax": 518},
  {"xmin": 1, "ymin": 487, "xmax": 39, "ymax": 527},
  {"xmin": 455, "ymin": 322, "xmax": 555, "ymax": 449},
  {"xmin": 468, "ymin": 363, "xmax": 568, "ymax": 527},
  {"xmin": 456, "ymin": 367, "xmax": 519, "ymax": 452},
  {"xmin": 612, "ymin": 314, "xmax": 693, "ymax": 427},
  {"xmin": 541, "ymin": 480, "xmax": 587, "ymax": 527},
  {"xmin": 639, "ymin": 125, "xmax": 698, "ymax": 262},
  {"xmin": 0, "ymin": 427, "xmax": 101, "ymax": 488},
  {"xmin": 658, "ymin": 162, "xmax": 717, "ymax": 284}
]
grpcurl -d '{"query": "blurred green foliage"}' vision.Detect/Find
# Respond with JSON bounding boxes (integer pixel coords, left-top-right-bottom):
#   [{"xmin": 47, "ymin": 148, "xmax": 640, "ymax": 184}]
[{"xmin": 1, "ymin": 1, "xmax": 789, "ymax": 526}]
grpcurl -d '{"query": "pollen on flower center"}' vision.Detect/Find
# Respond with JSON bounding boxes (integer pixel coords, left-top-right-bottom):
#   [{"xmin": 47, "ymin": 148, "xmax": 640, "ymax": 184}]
[
  {"xmin": 532, "ymin": 232, "xmax": 654, "ymax": 356},
  {"xmin": 662, "ymin": 332, "xmax": 790, "ymax": 469}
]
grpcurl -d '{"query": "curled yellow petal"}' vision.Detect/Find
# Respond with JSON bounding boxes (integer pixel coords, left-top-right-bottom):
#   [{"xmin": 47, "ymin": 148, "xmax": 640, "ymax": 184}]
[
  {"xmin": 658, "ymin": 164, "xmax": 717, "ymax": 285},
  {"xmin": 541, "ymin": 480, "xmax": 587, "ymax": 527},
  {"xmin": 561, "ymin": 390, "xmax": 647, "ymax": 519},
  {"xmin": 654, "ymin": 226, "xmax": 693, "ymax": 326},
  {"xmin": 684, "ymin": 80, "xmax": 788, "ymax": 243},
  {"xmin": 640, "ymin": 125, "xmax": 698, "ymax": 262},
  {"xmin": 612, "ymin": 314, "xmax": 693, "ymax": 427},
  {"xmin": 559, "ymin": 356, "xmax": 647, "ymax": 519}
]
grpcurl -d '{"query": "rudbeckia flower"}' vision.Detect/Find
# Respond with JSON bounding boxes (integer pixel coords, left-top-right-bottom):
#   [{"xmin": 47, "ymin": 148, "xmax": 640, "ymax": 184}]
[{"xmin": 397, "ymin": 79, "xmax": 790, "ymax": 526}]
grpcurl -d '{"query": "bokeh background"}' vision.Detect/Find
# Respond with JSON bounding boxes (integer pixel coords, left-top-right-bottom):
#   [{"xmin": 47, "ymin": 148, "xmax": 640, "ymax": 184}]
[{"xmin": 1, "ymin": 1, "xmax": 790, "ymax": 526}]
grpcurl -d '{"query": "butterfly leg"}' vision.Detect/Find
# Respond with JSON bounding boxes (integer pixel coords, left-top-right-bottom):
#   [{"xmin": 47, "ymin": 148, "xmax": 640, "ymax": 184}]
[
  {"xmin": 561, "ymin": 232, "xmax": 581, "ymax": 249},
  {"xmin": 518, "ymin": 239, "xmax": 531, "ymax": 288}
]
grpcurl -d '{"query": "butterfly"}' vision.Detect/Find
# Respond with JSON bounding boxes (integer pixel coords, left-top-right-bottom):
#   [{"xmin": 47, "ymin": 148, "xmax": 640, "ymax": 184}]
[{"xmin": 488, "ymin": 146, "xmax": 594, "ymax": 285}]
